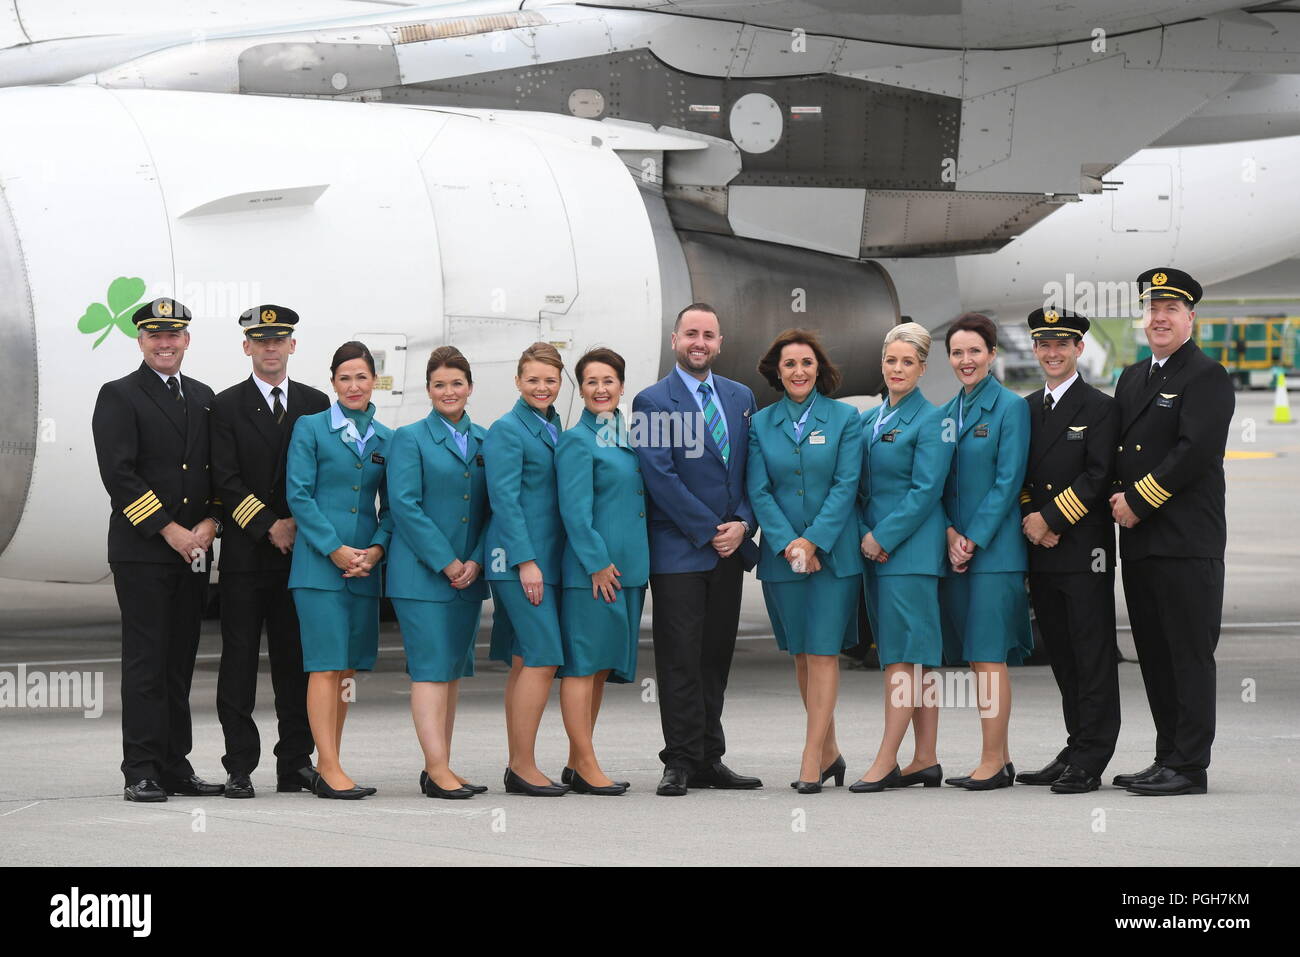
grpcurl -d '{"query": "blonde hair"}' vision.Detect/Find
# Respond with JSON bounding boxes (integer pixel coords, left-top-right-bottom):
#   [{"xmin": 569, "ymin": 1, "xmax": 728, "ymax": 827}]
[
  {"xmin": 516, "ymin": 341, "xmax": 564, "ymax": 376},
  {"xmin": 883, "ymin": 322, "xmax": 932, "ymax": 365}
]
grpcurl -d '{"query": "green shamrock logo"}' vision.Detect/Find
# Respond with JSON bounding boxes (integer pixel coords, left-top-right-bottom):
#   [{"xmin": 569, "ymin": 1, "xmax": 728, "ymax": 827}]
[{"xmin": 77, "ymin": 277, "xmax": 147, "ymax": 348}]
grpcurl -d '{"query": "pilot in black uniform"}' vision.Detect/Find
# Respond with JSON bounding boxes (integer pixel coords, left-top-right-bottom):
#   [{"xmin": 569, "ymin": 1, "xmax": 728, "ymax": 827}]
[
  {"xmin": 1110, "ymin": 268, "xmax": 1235, "ymax": 796},
  {"xmin": 211, "ymin": 306, "xmax": 329, "ymax": 798},
  {"xmin": 91, "ymin": 298, "xmax": 225, "ymax": 802},
  {"xmin": 1014, "ymin": 308, "xmax": 1120, "ymax": 794}
]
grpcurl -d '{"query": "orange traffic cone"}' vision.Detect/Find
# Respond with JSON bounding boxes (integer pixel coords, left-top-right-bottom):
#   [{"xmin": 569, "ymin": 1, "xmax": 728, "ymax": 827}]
[{"xmin": 1272, "ymin": 369, "xmax": 1293, "ymax": 424}]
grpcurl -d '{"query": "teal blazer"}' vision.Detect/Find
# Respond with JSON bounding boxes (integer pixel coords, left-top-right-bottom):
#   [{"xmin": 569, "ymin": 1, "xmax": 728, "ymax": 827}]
[
  {"xmin": 483, "ymin": 397, "xmax": 565, "ymax": 585},
  {"xmin": 858, "ymin": 389, "xmax": 955, "ymax": 577},
  {"xmin": 286, "ymin": 404, "xmax": 393, "ymax": 596},
  {"xmin": 386, "ymin": 411, "xmax": 490, "ymax": 603},
  {"xmin": 940, "ymin": 375, "xmax": 1030, "ymax": 574},
  {"xmin": 747, "ymin": 392, "xmax": 863, "ymax": 582},
  {"xmin": 556, "ymin": 408, "xmax": 650, "ymax": 588}
]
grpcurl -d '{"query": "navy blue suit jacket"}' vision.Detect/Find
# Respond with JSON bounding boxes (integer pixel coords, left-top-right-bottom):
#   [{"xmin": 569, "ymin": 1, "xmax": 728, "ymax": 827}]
[{"xmin": 632, "ymin": 369, "xmax": 758, "ymax": 574}]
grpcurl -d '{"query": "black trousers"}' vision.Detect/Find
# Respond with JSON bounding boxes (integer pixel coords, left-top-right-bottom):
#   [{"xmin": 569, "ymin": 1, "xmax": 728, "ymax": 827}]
[
  {"xmin": 1028, "ymin": 569, "xmax": 1121, "ymax": 777},
  {"xmin": 1121, "ymin": 556, "xmax": 1223, "ymax": 778},
  {"xmin": 112, "ymin": 561, "xmax": 208, "ymax": 785},
  {"xmin": 649, "ymin": 554, "xmax": 745, "ymax": 773},
  {"xmin": 217, "ymin": 571, "xmax": 313, "ymax": 776}
]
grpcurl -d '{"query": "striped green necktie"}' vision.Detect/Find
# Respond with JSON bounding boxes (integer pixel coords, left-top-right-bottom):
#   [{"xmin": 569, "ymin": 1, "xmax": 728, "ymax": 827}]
[{"xmin": 698, "ymin": 381, "xmax": 729, "ymax": 464}]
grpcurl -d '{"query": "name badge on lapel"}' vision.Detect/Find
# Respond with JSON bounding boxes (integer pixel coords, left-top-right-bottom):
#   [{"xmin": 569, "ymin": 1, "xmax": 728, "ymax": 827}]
[
  {"xmin": 476, "ymin": 453, "xmax": 485, "ymax": 467},
  {"xmin": 974, "ymin": 424, "xmax": 989, "ymax": 438},
  {"xmin": 370, "ymin": 452, "xmax": 385, "ymax": 465},
  {"xmin": 1067, "ymin": 426, "xmax": 1086, "ymax": 441},
  {"xmin": 1156, "ymin": 393, "xmax": 1177, "ymax": 408},
  {"xmin": 881, "ymin": 429, "xmax": 900, "ymax": 443},
  {"xmin": 809, "ymin": 430, "xmax": 826, "ymax": 445}
]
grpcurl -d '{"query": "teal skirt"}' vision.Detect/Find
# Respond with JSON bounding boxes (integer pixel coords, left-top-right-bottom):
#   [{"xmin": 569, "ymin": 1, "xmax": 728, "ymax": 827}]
[
  {"xmin": 864, "ymin": 568, "xmax": 942, "ymax": 668},
  {"xmin": 761, "ymin": 572, "xmax": 859, "ymax": 656},
  {"xmin": 558, "ymin": 584, "xmax": 643, "ymax": 683},
  {"xmin": 292, "ymin": 587, "xmax": 379, "ymax": 672},
  {"xmin": 488, "ymin": 579, "xmax": 564, "ymax": 668},
  {"xmin": 939, "ymin": 571, "xmax": 1034, "ymax": 666},
  {"xmin": 393, "ymin": 596, "xmax": 482, "ymax": 683}
]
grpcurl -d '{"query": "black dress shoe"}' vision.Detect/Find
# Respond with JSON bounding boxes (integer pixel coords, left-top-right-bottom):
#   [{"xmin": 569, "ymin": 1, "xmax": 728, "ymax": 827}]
[
  {"xmin": 1112, "ymin": 762, "xmax": 1163, "ymax": 789},
  {"xmin": 162, "ymin": 774, "xmax": 224, "ymax": 796},
  {"xmin": 895, "ymin": 764, "xmax": 942, "ymax": 788},
  {"xmin": 313, "ymin": 775, "xmax": 373, "ymax": 800},
  {"xmin": 570, "ymin": 770, "xmax": 628, "ymax": 796},
  {"xmin": 562, "ymin": 766, "xmax": 629, "ymax": 789},
  {"xmin": 1126, "ymin": 767, "xmax": 1207, "ymax": 796},
  {"xmin": 225, "ymin": 773, "xmax": 255, "ymax": 799},
  {"xmin": 276, "ymin": 766, "xmax": 319, "ymax": 793},
  {"xmin": 656, "ymin": 767, "xmax": 689, "ymax": 797},
  {"xmin": 123, "ymin": 779, "xmax": 167, "ymax": 803},
  {"xmin": 1051, "ymin": 765, "xmax": 1101, "ymax": 794},
  {"xmin": 849, "ymin": 766, "xmax": 901, "ymax": 793},
  {"xmin": 689, "ymin": 762, "xmax": 762, "ymax": 790},
  {"xmin": 503, "ymin": 768, "xmax": 568, "ymax": 797},
  {"xmin": 419, "ymin": 770, "xmax": 473, "ymax": 800},
  {"xmin": 790, "ymin": 754, "xmax": 846, "ymax": 789},
  {"xmin": 946, "ymin": 762, "xmax": 1014, "ymax": 787},
  {"xmin": 1015, "ymin": 758, "xmax": 1069, "ymax": 786},
  {"xmin": 419, "ymin": 770, "xmax": 486, "ymax": 795},
  {"xmin": 955, "ymin": 766, "xmax": 1013, "ymax": 790}
]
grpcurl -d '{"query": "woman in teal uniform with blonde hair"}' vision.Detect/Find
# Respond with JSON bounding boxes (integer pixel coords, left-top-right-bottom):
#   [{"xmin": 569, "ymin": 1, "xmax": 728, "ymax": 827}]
[
  {"xmin": 940, "ymin": 313, "xmax": 1033, "ymax": 791},
  {"xmin": 854, "ymin": 322, "xmax": 955, "ymax": 792},
  {"xmin": 387, "ymin": 346, "xmax": 490, "ymax": 800},
  {"xmin": 554, "ymin": 347, "xmax": 648, "ymax": 796},
  {"xmin": 286, "ymin": 340, "xmax": 392, "ymax": 800},
  {"xmin": 484, "ymin": 342, "xmax": 569, "ymax": 797},
  {"xmin": 747, "ymin": 329, "xmax": 862, "ymax": 794}
]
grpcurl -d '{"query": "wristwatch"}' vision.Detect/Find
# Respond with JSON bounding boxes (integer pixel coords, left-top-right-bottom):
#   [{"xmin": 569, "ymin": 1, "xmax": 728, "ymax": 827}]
[{"xmin": 211, "ymin": 518, "xmax": 223, "ymax": 539}]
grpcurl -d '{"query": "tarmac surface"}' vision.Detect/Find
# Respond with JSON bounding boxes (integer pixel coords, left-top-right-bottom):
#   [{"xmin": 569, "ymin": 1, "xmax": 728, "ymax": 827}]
[{"xmin": 1, "ymin": 391, "xmax": 1296, "ymax": 866}]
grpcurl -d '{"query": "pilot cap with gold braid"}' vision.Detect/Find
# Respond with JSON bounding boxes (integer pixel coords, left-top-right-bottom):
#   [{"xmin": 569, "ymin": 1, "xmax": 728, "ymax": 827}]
[
  {"xmin": 1138, "ymin": 266, "xmax": 1202, "ymax": 306},
  {"xmin": 1027, "ymin": 306, "xmax": 1089, "ymax": 341},
  {"xmin": 131, "ymin": 298, "xmax": 192, "ymax": 332},
  {"xmin": 239, "ymin": 304, "xmax": 299, "ymax": 340}
]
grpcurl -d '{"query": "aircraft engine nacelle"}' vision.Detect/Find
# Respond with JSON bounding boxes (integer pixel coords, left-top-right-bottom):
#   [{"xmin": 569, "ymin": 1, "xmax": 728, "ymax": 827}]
[{"xmin": 0, "ymin": 86, "xmax": 662, "ymax": 581}]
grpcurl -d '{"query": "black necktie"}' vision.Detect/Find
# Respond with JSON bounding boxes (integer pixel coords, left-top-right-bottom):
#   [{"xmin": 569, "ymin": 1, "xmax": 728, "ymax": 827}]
[
  {"xmin": 270, "ymin": 386, "xmax": 285, "ymax": 425},
  {"xmin": 1147, "ymin": 360, "xmax": 1160, "ymax": 383},
  {"xmin": 1043, "ymin": 392, "xmax": 1054, "ymax": 413},
  {"xmin": 166, "ymin": 376, "xmax": 182, "ymax": 403}
]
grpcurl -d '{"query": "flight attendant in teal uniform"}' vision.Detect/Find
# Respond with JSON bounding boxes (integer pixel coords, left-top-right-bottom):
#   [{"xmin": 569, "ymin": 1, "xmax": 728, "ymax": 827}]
[
  {"xmin": 747, "ymin": 329, "xmax": 862, "ymax": 794},
  {"xmin": 286, "ymin": 340, "xmax": 392, "ymax": 800},
  {"xmin": 939, "ymin": 313, "xmax": 1033, "ymax": 791},
  {"xmin": 484, "ymin": 342, "xmax": 569, "ymax": 797},
  {"xmin": 854, "ymin": 322, "xmax": 955, "ymax": 792},
  {"xmin": 555, "ymin": 348, "xmax": 649, "ymax": 797},
  {"xmin": 387, "ymin": 347, "xmax": 490, "ymax": 800}
]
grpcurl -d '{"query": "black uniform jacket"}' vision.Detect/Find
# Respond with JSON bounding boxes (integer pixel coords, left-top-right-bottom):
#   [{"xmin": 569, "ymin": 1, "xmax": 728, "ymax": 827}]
[
  {"xmin": 92, "ymin": 362, "xmax": 219, "ymax": 564},
  {"xmin": 1113, "ymin": 338, "xmax": 1235, "ymax": 561},
  {"xmin": 210, "ymin": 376, "xmax": 331, "ymax": 574},
  {"xmin": 1020, "ymin": 377, "xmax": 1118, "ymax": 574}
]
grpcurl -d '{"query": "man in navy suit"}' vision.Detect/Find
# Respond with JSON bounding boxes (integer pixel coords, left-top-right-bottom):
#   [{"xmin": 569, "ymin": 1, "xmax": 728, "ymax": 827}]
[{"xmin": 633, "ymin": 303, "xmax": 763, "ymax": 796}]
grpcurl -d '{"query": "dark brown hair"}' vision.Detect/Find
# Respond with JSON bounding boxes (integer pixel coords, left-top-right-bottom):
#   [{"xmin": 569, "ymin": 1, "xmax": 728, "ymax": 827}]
[
  {"xmin": 945, "ymin": 313, "xmax": 998, "ymax": 352},
  {"xmin": 516, "ymin": 341, "xmax": 564, "ymax": 377},
  {"xmin": 426, "ymin": 345, "xmax": 472, "ymax": 386},
  {"xmin": 674, "ymin": 302, "xmax": 718, "ymax": 331},
  {"xmin": 575, "ymin": 347, "xmax": 625, "ymax": 383},
  {"xmin": 330, "ymin": 340, "xmax": 375, "ymax": 378},
  {"xmin": 756, "ymin": 328, "xmax": 842, "ymax": 395}
]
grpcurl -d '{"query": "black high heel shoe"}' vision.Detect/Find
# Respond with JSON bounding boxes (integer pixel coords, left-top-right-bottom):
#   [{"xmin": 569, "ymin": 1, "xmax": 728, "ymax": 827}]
[
  {"xmin": 562, "ymin": 766, "xmax": 630, "ymax": 789},
  {"xmin": 503, "ymin": 767, "xmax": 568, "ymax": 797},
  {"xmin": 849, "ymin": 765, "xmax": 901, "ymax": 793},
  {"xmin": 418, "ymin": 771, "xmax": 473, "ymax": 799},
  {"xmin": 789, "ymin": 754, "xmax": 846, "ymax": 789},
  {"xmin": 896, "ymin": 764, "xmax": 943, "ymax": 788},
  {"xmin": 421, "ymin": 770, "xmax": 487, "ymax": 795},
  {"xmin": 313, "ymin": 775, "xmax": 374, "ymax": 800},
  {"xmin": 569, "ymin": 770, "xmax": 628, "ymax": 796}
]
